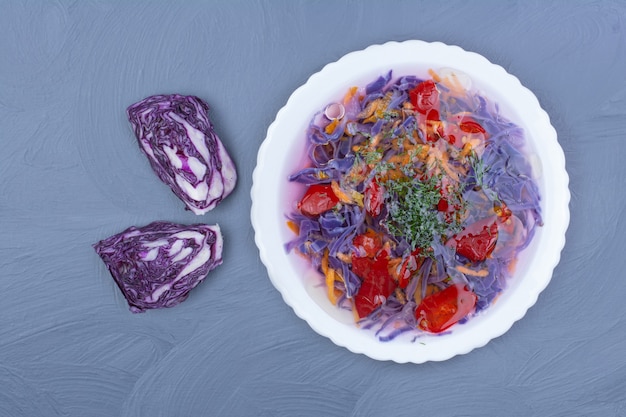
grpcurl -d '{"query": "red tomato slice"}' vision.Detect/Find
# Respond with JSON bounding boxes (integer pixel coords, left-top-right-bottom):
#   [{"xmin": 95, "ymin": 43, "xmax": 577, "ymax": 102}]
[
  {"xmin": 436, "ymin": 176, "xmax": 456, "ymax": 213},
  {"xmin": 352, "ymin": 230, "xmax": 383, "ymax": 258},
  {"xmin": 297, "ymin": 184, "xmax": 339, "ymax": 216},
  {"xmin": 426, "ymin": 108, "xmax": 440, "ymax": 121},
  {"xmin": 409, "ymin": 80, "xmax": 440, "ymax": 114},
  {"xmin": 352, "ymin": 251, "xmax": 396, "ymax": 318},
  {"xmin": 397, "ymin": 249, "xmax": 422, "ymax": 289},
  {"xmin": 449, "ymin": 218, "xmax": 499, "ymax": 262},
  {"xmin": 415, "ymin": 283, "xmax": 477, "ymax": 333},
  {"xmin": 459, "ymin": 120, "xmax": 486, "ymax": 134},
  {"xmin": 364, "ymin": 179, "xmax": 384, "ymax": 217},
  {"xmin": 442, "ymin": 118, "xmax": 464, "ymax": 148},
  {"xmin": 437, "ymin": 198, "xmax": 449, "ymax": 212},
  {"xmin": 425, "ymin": 109, "xmax": 444, "ymax": 143},
  {"xmin": 494, "ymin": 201, "xmax": 512, "ymax": 223}
]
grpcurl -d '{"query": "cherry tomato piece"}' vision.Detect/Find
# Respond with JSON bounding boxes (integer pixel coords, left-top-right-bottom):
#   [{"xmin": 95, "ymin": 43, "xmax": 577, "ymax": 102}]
[
  {"xmin": 397, "ymin": 249, "xmax": 422, "ymax": 289},
  {"xmin": 364, "ymin": 179, "xmax": 384, "ymax": 217},
  {"xmin": 442, "ymin": 118, "xmax": 465, "ymax": 148},
  {"xmin": 351, "ymin": 249, "xmax": 390, "ymax": 284},
  {"xmin": 352, "ymin": 251, "xmax": 396, "ymax": 318},
  {"xmin": 494, "ymin": 201, "xmax": 512, "ymax": 223},
  {"xmin": 459, "ymin": 120, "xmax": 486, "ymax": 134},
  {"xmin": 426, "ymin": 108, "xmax": 440, "ymax": 121},
  {"xmin": 437, "ymin": 197, "xmax": 449, "ymax": 212},
  {"xmin": 409, "ymin": 80, "xmax": 440, "ymax": 114},
  {"xmin": 437, "ymin": 177, "xmax": 455, "ymax": 213},
  {"xmin": 352, "ymin": 230, "xmax": 383, "ymax": 258},
  {"xmin": 452, "ymin": 220, "xmax": 499, "ymax": 262},
  {"xmin": 415, "ymin": 283, "xmax": 477, "ymax": 333},
  {"xmin": 297, "ymin": 184, "xmax": 339, "ymax": 216}
]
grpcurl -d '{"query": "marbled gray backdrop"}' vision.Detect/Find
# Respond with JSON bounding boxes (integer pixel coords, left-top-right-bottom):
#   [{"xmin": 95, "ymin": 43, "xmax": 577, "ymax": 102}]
[{"xmin": 1, "ymin": 1, "xmax": 625, "ymax": 416}]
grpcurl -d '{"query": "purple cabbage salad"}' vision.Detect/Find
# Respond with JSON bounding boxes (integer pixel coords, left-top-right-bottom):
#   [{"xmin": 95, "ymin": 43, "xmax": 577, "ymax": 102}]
[
  {"xmin": 285, "ymin": 70, "xmax": 543, "ymax": 340},
  {"xmin": 127, "ymin": 94, "xmax": 237, "ymax": 215},
  {"xmin": 93, "ymin": 221, "xmax": 223, "ymax": 313}
]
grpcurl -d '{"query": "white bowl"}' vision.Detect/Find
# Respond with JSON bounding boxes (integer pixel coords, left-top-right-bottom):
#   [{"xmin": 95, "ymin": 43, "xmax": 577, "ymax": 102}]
[{"xmin": 251, "ymin": 40, "xmax": 569, "ymax": 363}]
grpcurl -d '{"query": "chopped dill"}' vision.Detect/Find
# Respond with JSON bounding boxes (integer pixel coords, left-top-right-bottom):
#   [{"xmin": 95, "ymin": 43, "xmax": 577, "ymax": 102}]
[
  {"xmin": 468, "ymin": 150, "xmax": 502, "ymax": 204},
  {"xmin": 364, "ymin": 148, "xmax": 383, "ymax": 165},
  {"xmin": 382, "ymin": 111, "xmax": 398, "ymax": 120},
  {"xmin": 469, "ymin": 150, "xmax": 486, "ymax": 189},
  {"xmin": 384, "ymin": 175, "xmax": 450, "ymax": 250}
]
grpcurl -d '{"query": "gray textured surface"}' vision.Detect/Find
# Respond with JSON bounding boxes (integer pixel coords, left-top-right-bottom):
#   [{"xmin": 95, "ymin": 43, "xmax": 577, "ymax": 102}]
[{"xmin": 1, "ymin": 1, "xmax": 625, "ymax": 416}]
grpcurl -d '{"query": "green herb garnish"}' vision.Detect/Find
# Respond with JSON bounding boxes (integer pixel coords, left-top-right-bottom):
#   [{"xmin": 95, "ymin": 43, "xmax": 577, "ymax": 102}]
[
  {"xmin": 384, "ymin": 175, "xmax": 449, "ymax": 250},
  {"xmin": 468, "ymin": 150, "xmax": 502, "ymax": 204},
  {"xmin": 469, "ymin": 150, "xmax": 486, "ymax": 189},
  {"xmin": 364, "ymin": 148, "xmax": 383, "ymax": 165}
]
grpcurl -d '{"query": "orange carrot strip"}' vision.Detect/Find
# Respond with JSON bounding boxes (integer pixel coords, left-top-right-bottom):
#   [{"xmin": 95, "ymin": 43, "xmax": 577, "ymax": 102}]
[
  {"xmin": 325, "ymin": 268, "xmax": 337, "ymax": 305},
  {"xmin": 456, "ymin": 265, "xmax": 489, "ymax": 277},
  {"xmin": 325, "ymin": 119, "xmax": 339, "ymax": 135},
  {"xmin": 460, "ymin": 141, "xmax": 473, "ymax": 157},
  {"xmin": 331, "ymin": 181, "xmax": 353, "ymax": 204},
  {"xmin": 343, "ymin": 86, "xmax": 358, "ymax": 104},
  {"xmin": 428, "ymin": 69, "xmax": 441, "ymax": 82},
  {"xmin": 286, "ymin": 220, "xmax": 299, "ymax": 235},
  {"xmin": 321, "ymin": 249, "xmax": 329, "ymax": 275}
]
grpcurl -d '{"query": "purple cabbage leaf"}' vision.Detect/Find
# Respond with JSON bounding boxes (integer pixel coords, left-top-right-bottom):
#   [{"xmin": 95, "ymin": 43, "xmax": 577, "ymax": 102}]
[
  {"xmin": 93, "ymin": 221, "xmax": 223, "ymax": 313},
  {"xmin": 127, "ymin": 94, "xmax": 237, "ymax": 215}
]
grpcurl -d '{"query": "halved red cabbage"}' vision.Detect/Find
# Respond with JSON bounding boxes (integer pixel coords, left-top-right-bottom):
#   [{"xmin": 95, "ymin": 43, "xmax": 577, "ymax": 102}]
[
  {"xmin": 93, "ymin": 221, "xmax": 223, "ymax": 312},
  {"xmin": 127, "ymin": 94, "xmax": 237, "ymax": 215}
]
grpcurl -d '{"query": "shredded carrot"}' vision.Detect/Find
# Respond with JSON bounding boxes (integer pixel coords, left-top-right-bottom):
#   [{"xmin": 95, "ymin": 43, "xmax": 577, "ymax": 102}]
[
  {"xmin": 336, "ymin": 252, "xmax": 351, "ymax": 264},
  {"xmin": 449, "ymin": 74, "xmax": 466, "ymax": 95},
  {"xmin": 378, "ymin": 168, "xmax": 405, "ymax": 182},
  {"xmin": 491, "ymin": 292, "xmax": 502, "ymax": 305},
  {"xmin": 286, "ymin": 220, "xmax": 299, "ymax": 235},
  {"xmin": 387, "ymin": 153, "xmax": 410, "ymax": 165},
  {"xmin": 351, "ymin": 190, "xmax": 364, "ymax": 207},
  {"xmin": 321, "ymin": 249, "xmax": 329, "ymax": 275},
  {"xmin": 331, "ymin": 181, "xmax": 353, "ymax": 204},
  {"xmin": 428, "ymin": 68, "xmax": 441, "ymax": 83},
  {"xmin": 316, "ymin": 171, "xmax": 329, "ymax": 180},
  {"xmin": 358, "ymin": 99, "xmax": 379, "ymax": 120},
  {"xmin": 395, "ymin": 287, "xmax": 407, "ymax": 304},
  {"xmin": 460, "ymin": 141, "xmax": 473, "ymax": 157},
  {"xmin": 412, "ymin": 277, "xmax": 424, "ymax": 304},
  {"xmin": 426, "ymin": 284, "xmax": 439, "ymax": 296},
  {"xmin": 325, "ymin": 119, "xmax": 339, "ymax": 135},
  {"xmin": 367, "ymin": 94, "xmax": 395, "ymax": 123},
  {"xmin": 440, "ymin": 157, "xmax": 460, "ymax": 183},
  {"xmin": 430, "ymin": 68, "xmax": 467, "ymax": 98},
  {"xmin": 387, "ymin": 257, "xmax": 402, "ymax": 278},
  {"xmin": 368, "ymin": 133, "xmax": 383, "ymax": 149},
  {"xmin": 343, "ymin": 86, "xmax": 358, "ymax": 104},
  {"xmin": 425, "ymin": 145, "xmax": 461, "ymax": 182},
  {"xmin": 440, "ymin": 73, "xmax": 466, "ymax": 96},
  {"xmin": 325, "ymin": 268, "xmax": 337, "ymax": 305},
  {"xmin": 456, "ymin": 265, "xmax": 489, "ymax": 277},
  {"xmin": 321, "ymin": 251, "xmax": 345, "ymax": 304},
  {"xmin": 410, "ymin": 144, "xmax": 430, "ymax": 160},
  {"xmin": 334, "ymin": 268, "xmax": 345, "ymax": 284}
]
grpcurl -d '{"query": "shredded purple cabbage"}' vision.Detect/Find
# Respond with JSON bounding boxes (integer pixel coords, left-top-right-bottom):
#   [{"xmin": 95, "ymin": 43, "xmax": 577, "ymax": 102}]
[
  {"xmin": 127, "ymin": 94, "xmax": 237, "ymax": 215},
  {"xmin": 93, "ymin": 221, "xmax": 223, "ymax": 313}
]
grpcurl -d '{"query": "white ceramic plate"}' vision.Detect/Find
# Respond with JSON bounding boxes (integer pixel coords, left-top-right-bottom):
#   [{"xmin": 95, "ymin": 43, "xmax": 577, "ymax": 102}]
[{"xmin": 251, "ymin": 40, "xmax": 569, "ymax": 363}]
